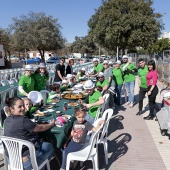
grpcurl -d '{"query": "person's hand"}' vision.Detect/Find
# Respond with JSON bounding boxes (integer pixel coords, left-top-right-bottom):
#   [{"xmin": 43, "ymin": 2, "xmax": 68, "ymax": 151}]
[
  {"xmin": 25, "ymin": 105, "xmax": 29, "ymax": 111},
  {"xmin": 147, "ymin": 91, "xmax": 151, "ymax": 96},
  {"xmin": 138, "ymin": 87, "xmax": 140, "ymax": 93},
  {"xmin": 49, "ymin": 120, "xmax": 55, "ymax": 127},
  {"xmin": 85, "ymin": 104, "xmax": 92, "ymax": 109}
]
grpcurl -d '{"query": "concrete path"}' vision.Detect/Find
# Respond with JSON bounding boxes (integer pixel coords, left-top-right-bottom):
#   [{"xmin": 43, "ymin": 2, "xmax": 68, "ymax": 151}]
[{"xmin": 1, "ymin": 79, "xmax": 170, "ymax": 170}]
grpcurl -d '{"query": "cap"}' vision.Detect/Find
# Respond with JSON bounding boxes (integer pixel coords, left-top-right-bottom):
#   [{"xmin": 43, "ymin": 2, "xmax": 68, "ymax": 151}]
[
  {"xmin": 83, "ymin": 80, "xmax": 95, "ymax": 89},
  {"xmin": 66, "ymin": 74, "xmax": 73, "ymax": 79},
  {"xmin": 116, "ymin": 60, "xmax": 121, "ymax": 64},
  {"xmin": 109, "ymin": 61, "xmax": 113, "ymax": 65},
  {"xmin": 61, "ymin": 80, "xmax": 68, "ymax": 85},
  {"xmin": 103, "ymin": 60, "xmax": 108, "ymax": 64},
  {"xmin": 93, "ymin": 58, "xmax": 98, "ymax": 62},
  {"xmin": 81, "ymin": 67, "xmax": 86, "ymax": 71},
  {"xmin": 25, "ymin": 65, "xmax": 33, "ymax": 71},
  {"xmin": 122, "ymin": 55, "xmax": 128, "ymax": 59},
  {"xmin": 98, "ymin": 72, "xmax": 104, "ymax": 77},
  {"xmin": 38, "ymin": 63, "xmax": 46, "ymax": 68}
]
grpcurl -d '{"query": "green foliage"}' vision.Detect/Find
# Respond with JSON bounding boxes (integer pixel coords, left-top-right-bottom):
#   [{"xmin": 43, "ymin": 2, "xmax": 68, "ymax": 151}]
[
  {"xmin": 88, "ymin": 0, "xmax": 163, "ymax": 51},
  {"xmin": 71, "ymin": 36, "xmax": 97, "ymax": 55},
  {"xmin": 10, "ymin": 12, "xmax": 65, "ymax": 61},
  {"xmin": 147, "ymin": 38, "xmax": 170, "ymax": 53}
]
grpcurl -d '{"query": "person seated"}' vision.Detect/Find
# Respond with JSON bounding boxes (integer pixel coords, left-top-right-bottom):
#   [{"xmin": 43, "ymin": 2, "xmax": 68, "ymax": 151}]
[
  {"xmin": 77, "ymin": 67, "xmax": 86, "ymax": 82},
  {"xmin": 47, "ymin": 83, "xmax": 61, "ymax": 104},
  {"xmin": 60, "ymin": 106, "xmax": 104, "ymax": 170},
  {"xmin": 60, "ymin": 80, "xmax": 69, "ymax": 92},
  {"xmin": 4, "ymin": 97, "xmax": 55, "ymax": 170},
  {"xmin": 96, "ymin": 72, "xmax": 110, "ymax": 94},
  {"xmin": 22, "ymin": 97, "xmax": 34, "ymax": 119},
  {"xmin": 65, "ymin": 74, "xmax": 76, "ymax": 88},
  {"xmin": 78, "ymin": 80, "xmax": 104, "ymax": 124}
]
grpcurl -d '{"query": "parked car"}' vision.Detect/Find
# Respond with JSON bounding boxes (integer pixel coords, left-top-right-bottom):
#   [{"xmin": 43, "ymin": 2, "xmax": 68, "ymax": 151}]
[
  {"xmin": 20, "ymin": 57, "xmax": 41, "ymax": 65},
  {"xmin": 46, "ymin": 56, "xmax": 60, "ymax": 64},
  {"xmin": 9, "ymin": 56, "xmax": 20, "ymax": 62}
]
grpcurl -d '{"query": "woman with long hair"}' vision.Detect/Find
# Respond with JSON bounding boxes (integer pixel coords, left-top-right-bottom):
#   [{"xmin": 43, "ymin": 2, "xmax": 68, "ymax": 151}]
[{"xmin": 144, "ymin": 60, "xmax": 160, "ymax": 120}]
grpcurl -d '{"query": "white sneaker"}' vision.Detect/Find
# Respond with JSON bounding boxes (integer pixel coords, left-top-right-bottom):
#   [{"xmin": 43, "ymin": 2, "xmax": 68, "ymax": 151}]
[
  {"xmin": 125, "ymin": 101, "xmax": 130, "ymax": 105},
  {"xmin": 129, "ymin": 102, "xmax": 133, "ymax": 108}
]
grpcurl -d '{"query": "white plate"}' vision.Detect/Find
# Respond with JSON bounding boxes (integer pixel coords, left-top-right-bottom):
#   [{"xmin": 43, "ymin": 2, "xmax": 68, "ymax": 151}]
[{"xmin": 56, "ymin": 125, "xmax": 64, "ymax": 127}]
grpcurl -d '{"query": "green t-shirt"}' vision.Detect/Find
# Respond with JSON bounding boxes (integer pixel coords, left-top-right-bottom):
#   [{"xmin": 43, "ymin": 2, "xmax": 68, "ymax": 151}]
[
  {"xmin": 33, "ymin": 73, "xmax": 49, "ymax": 92},
  {"xmin": 94, "ymin": 63, "xmax": 104, "ymax": 73},
  {"xmin": 138, "ymin": 65, "xmax": 148, "ymax": 88},
  {"xmin": 96, "ymin": 79, "xmax": 109, "ymax": 87},
  {"xmin": 88, "ymin": 91, "xmax": 102, "ymax": 118},
  {"xmin": 112, "ymin": 68, "xmax": 123, "ymax": 85},
  {"xmin": 18, "ymin": 75, "xmax": 35, "ymax": 96},
  {"xmin": 121, "ymin": 63, "xmax": 136, "ymax": 82}
]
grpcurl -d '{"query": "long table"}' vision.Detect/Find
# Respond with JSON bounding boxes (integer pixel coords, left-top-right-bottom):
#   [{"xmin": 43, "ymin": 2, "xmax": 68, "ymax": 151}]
[{"xmin": 38, "ymin": 98, "xmax": 77, "ymax": 148}]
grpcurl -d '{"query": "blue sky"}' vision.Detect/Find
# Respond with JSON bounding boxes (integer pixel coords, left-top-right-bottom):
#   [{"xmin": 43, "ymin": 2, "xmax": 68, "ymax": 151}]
[{"xmin": 0, "ymin": 0, "xmax": 170, "ymax": 43}]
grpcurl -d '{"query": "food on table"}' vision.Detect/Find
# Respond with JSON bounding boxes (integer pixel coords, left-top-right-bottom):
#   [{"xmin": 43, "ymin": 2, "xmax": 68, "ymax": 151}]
[
  {"xmin": 69, "ymin": 102, "xmax": 78, "ymax": 106},
  {"xmin": 36, "ymin": 111, "xmax": 44, "ymax": 116},
  {"xmin": 50, "ymin": 99, "xmax": 59, "ymax": 103},
  {"xmin": 64, "ymin": 93, "xmax": 84, "ymax": 99},
  {"xmin": 42, "ymin": 105, "xmax": 53, "ymax": 109}
]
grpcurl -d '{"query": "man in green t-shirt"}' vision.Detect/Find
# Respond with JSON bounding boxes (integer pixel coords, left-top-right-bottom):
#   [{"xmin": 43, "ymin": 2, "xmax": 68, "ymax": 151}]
[
  {"xmin": 90, "ymin": 58, "xmax": 104, "ymax": 77},
  {"xmin": 121, "ymin": 55, "xmax": 137, "ymax": 108},
  {"xmin": 136, "ymin": 58, "xmax": 148, "ymax": 115},
  {"xmin": 96, "ymin": 72, "xmax": 109, "ymax": 94},
  {"xmin": 79, "ymin": 80, "xmax": 104, "ymax": 124}
]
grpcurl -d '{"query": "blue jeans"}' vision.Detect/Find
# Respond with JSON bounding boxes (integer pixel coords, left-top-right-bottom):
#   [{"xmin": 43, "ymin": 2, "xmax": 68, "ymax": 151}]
[
  {"xmin": 125, "ymin": 81, "xmax": 135, "ymax": 103},
  {"xmin": 115, "ymin": 84, "xmax": 123, "ymax": 105},
  {"xmin": 61, "ymin": 141, "xmax": 84, "ymax": 169},
  {"xmin": 23, "ymin": 142, "xmax": 54, "ymax": 170}
]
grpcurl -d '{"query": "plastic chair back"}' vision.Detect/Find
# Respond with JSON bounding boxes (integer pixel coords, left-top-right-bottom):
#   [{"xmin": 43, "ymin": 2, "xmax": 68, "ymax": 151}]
[
  {"xmin": 1, "ymin": 80, "xmax": 11, "ymax": 86},
  {"xmin": 3, "ymin": 106, "xmax": 10, "ymax": 117},
  {"xmin": 10, "ymin": 78, "xmax": 18, "ymax": 84},
  {"xmin": 1, "ymin": 136, "xmax": 50, "ymax": 170},
  {"xmin": 40, "ymin": 90, "xmax": 50, "ymax": 106}
]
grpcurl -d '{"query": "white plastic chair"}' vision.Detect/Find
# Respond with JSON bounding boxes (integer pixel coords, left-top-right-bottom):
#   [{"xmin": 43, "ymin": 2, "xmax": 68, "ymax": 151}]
[
  {"xmin": 3, "ymin": 106, "xmax": 10, "ymax": 117},
  {"xmin": 1, "ymin": 80, "xmax": 11, "ymax": 86},
  {"xmin": 40, "ymin": 90, "xmax": 50, "ymax": 106},
  {"xmin": 10, "ymin": 78, "xmax": 18, "ymax": 84},
  {"xmin": 99, "ymin": 109, "xmax": 113, "ymax": 164},
  {"xmin": 1, "ymin": 136, "xmax": 50, "ymax": 170},
  {"xmin": 66, "ymin": 123, "xmax": 103, "ymax": 170},
  {"xmin": 103, "ymin": 93, "xmax": 109, "ymax": 101},
  {"xmin": 94, "ymin": 106, "xmax": 102, "ymax": 122}
]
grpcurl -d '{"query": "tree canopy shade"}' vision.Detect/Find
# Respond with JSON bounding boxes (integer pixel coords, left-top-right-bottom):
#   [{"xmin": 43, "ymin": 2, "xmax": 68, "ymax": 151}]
[
  {"xmin": 11, "ymin": 12, "xmax": 65, "ymax": 61},
  {"xmin": 71, "ymin": 36, "xmax": 97, "ymax": 55},
  {"xmin": 88, "ymin": 0, "xmax": 163, "ymax": 52}
]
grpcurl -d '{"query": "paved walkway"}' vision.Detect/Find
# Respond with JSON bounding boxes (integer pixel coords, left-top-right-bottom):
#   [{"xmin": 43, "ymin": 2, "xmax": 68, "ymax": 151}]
[{"xmin": 1, "ymin": 79, "xmax": 170, "ymax": 170}]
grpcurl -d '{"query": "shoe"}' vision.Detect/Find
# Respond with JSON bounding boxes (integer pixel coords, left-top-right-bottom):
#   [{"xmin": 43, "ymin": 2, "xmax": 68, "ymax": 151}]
[
  {"xmin": 136, "ymin": 111, "xmax": 142, "ymax": 115},
  {"xmin": 129, "ymin": 102, "xmax": 133, "ymax": 108},
  {"xmin": 125, "ymin": 101, "xmax": 130, "ymax": 105},
  {"xmin": 155, "ymin": 117, "xmax": 158, "ymax": 121},
  {"xmin": 144, "ymin": 115, "xmax": 154, "ymax": 120},
  {"xmin": 161, "ymin": 130, "xmax": 166, "ymax": 136}
]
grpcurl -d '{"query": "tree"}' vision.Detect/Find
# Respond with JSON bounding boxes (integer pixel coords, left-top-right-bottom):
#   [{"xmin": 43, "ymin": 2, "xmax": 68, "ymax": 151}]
[
  {"xmin": 0, "ymin": 28, "xmax": 11, "ymax": 57},
  {"xmin": 147, "ymin": 38, "xmax": 170, "ymax": 54},
  {"xmin": 11, "ymin": 12, "xmax": 65, "ymax": 62},
  {"xmin": 88, "ymin": 0, "xmax": 163, "ymax": 53},
  {"xmin": 71, "ymin": 36, "xmax": 97, "ymax": 56}
]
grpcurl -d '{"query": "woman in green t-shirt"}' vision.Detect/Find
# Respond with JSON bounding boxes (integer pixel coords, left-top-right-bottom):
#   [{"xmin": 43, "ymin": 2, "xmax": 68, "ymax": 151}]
[
  {"xmin": 112, "ymin": 60, "xmax": 123, "ymax": 105},
  {"xmin": 33, "ymin": 63, "xmax": 49, "ymax": 92},
  {"xmin": 18, "ymin": 65, "xmax": 35, "ymax": 97}
]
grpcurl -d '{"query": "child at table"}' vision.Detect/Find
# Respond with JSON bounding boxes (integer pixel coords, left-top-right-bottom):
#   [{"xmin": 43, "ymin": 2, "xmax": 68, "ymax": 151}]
[
  {"xmin": 22, "ymin": 97, "xmax": 36, "ymax": 119},
  {"xmin": 60, "ymin": 106, "xmax": 104, "ymax": 170},
  {"xmin": 47, "ymin": 83, "xmax": 61, "ymax": 104}
]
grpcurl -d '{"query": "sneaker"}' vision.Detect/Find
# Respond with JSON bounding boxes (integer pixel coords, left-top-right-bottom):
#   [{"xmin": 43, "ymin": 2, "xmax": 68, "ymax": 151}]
[
  {"xmin": 124, "ymin": 101, "xmax": 130, "ymax": 105},
  {"xmin": 129, "ymin": 102, "xmax": 133, "ymax": 108}
]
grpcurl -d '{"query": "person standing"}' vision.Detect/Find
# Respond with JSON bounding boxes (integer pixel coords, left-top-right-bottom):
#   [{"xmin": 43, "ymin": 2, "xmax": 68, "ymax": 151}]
[
  {"xmin": 121, "ymin": 55, "xmax": 136, "ymax": 108},
  {"xmin": 112, "ymin": 60, "xmax": 123, "ymax": 105},
  {"xmin": 18, "ymin": 65, "xmax": 35, "ymax": 97},
  {"xmin": 66, "ymin": 58, "xmax": 74, "ymax": 75},
  {"xmin": 136, "ymin": 59, "xmax": 148, "ymax": 115},
  {"xmin": 54, "ymin": 57, "xmax": 65, "ymax": 84},
  {"xmin": 33, "ymin": 63, "xmax": 49, "ymax": 91},
  {"xmin": 144, "ymin": 60, "xmax": 160, "ymax": 120}
]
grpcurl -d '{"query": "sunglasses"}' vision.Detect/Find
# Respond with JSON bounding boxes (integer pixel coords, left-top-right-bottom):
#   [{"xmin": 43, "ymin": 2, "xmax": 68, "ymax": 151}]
[
  {"xmin": 103, "ymin": 63, "xmax": 108, "ymax": 65},
  {"xmin": 98, "ymin": 76, "xmax": 104, "ymax": 78}
]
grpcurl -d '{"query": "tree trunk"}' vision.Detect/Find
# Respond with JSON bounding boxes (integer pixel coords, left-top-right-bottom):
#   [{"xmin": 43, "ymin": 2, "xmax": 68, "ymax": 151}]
[{"xmin": 37, "ymin": 48, "xmax": 45, "ymax": 62}]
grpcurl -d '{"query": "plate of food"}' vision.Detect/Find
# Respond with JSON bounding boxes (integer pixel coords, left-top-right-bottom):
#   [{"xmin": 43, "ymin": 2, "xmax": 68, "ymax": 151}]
[
  {"xmin": 68, "ymin": 102, "xmax": 78, "ymax": 107},
  {"xmin": 50, "ymin": 99, "xmax": 59, "ymax": 103},
  {"xmin": 35, "ymin": 110, "xmax": 48, "ymax": 116},
  {"xmin": 42, "ymin": 105, "xmax": 53, "ymax": 109},
  {"xmin": 64, "ymin": 93, "xmax": 85, "ymax": 100}
]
